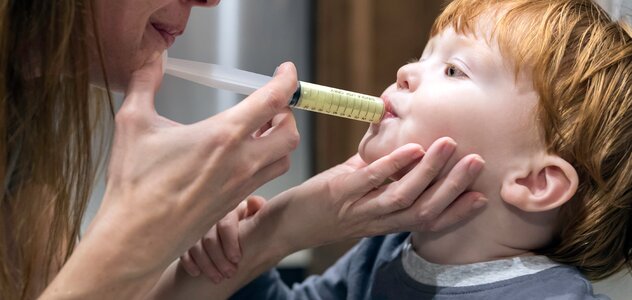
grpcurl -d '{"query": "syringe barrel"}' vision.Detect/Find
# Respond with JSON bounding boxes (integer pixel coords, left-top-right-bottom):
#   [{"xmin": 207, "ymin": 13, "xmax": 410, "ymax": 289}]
[{"xmin": 288, "ymin": 81, "xmax": 385, "ymax": 123}]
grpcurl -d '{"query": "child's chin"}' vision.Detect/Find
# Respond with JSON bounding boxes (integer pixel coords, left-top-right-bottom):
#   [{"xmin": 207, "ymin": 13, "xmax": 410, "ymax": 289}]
[
  {"xmin": 358, "ymin": 148, "xmax": 385, "ymax": 165},
  {"xmin": 358, "ymin": 137, "xmax": 408, "ymax": 167}
]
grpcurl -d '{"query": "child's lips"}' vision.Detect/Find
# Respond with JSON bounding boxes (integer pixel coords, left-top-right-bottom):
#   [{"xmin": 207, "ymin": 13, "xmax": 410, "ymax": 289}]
[
  {"xmin": 382, "ymin": 111, "xmax": 396, "ymax": 119},
  {"xmin": 370, "ymin": 94, "xmax": 398, "ymax": 130},
  {"xmin": 380, "ymin": 95, "xmax": 399, "ymax": 121}
]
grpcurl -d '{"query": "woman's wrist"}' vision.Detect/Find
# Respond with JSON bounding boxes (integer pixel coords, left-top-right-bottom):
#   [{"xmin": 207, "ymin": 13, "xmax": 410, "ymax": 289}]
[
  {"xmin": 238, "ymin": 218, "xmax": 289, "ymax": 269},
  {"xmin": 242, "ymin": 192, "xmax": 302, "ymax": 261},
  {"xmin": 246, "ymin": 187, "xmax": 330, "ymax": 257},
  {"xmin": 147, "ymin": 206, "xmax": 297, "ymax": 300},
  {"xmin": 42, "ymin": 225, "xmax": 164, "ymax": 299},
  {"xmin": 45, "ymin": 191, "xmax": 186, "ymax": 299}
]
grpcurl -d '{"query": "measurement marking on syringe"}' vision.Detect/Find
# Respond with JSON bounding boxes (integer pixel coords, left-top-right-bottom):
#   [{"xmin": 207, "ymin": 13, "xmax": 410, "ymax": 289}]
[
  {"xmin": 351, "ymin": 97, "xmax": 360, "ymax": 118},
  {"xmin": 288, "ymin": 81, "xmax": 385, "ymax": 123},
  {"xmin": 360, "ymin": 99, "xmax": 368, "ymax": 120},
  {"xmin": 344, "ymin": 97, "xmax": 352, "ymax": 117},
  {"xmin": 324, "ymin": 93, "xmax": 332, "ymax": 112}
]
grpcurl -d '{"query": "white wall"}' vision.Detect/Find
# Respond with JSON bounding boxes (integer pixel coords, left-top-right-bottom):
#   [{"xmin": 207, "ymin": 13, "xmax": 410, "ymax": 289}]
[{"xmin": 595, "ymin": 0, "xmax": 632, "ymax": 24}]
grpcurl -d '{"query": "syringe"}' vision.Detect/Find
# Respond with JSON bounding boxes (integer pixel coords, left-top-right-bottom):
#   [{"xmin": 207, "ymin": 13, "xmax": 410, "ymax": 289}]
[{"xmin": 165, "ymin": 58, "xmax": 385, "ymax": 123}]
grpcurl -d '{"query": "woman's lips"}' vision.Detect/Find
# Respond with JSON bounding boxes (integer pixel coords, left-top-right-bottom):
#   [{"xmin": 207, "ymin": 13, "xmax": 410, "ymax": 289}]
[
  {"xmin": 206, "ymin": 0, "xmax": 221, "ymax": 6},
  {"xmin": 151, "ymin": 23, "xmax": 182, "ymax": 48}
]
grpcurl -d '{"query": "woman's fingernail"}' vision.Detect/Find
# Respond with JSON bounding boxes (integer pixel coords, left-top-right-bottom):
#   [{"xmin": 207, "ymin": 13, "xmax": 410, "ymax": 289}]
[
  {"xmin": 473, "ymin": 198, "xmax": 487, "ymax": 209},
  {"xmin": 273, "ymin": 62, "xmax": 293, "ymax": 77},
  {"xmin": 231, "ymin": 254, "xmax": 241, "ymax": 263},
  {"xmin": 401, "ymin": 144, "xmax": 424, "ymax": 158},
  {"xmin": 273, "ymin": 63, "xmax": 286, "ymax": 77},
  {"xmin": 441, "ymin": 140, "xmax": 457, "ymax": 157},
  {"xmin": 468, "ymin": 157, "xmax": 485, "ymax": 175}
]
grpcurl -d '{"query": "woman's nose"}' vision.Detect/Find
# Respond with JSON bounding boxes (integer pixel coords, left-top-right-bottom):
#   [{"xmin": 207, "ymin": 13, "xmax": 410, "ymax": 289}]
[
  {"xmin": 396, "ymin": 64, "xmax": 420, "ymax": 92},
  {"xmin": 186, "ymin": 0, "xmax": 221, "ymax": 7}
]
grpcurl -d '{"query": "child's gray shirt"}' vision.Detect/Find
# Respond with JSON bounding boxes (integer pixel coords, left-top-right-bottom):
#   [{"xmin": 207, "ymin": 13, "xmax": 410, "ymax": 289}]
[{"xmin": 231, "ymin": 233, "xmax": 608, "ymax": 300}]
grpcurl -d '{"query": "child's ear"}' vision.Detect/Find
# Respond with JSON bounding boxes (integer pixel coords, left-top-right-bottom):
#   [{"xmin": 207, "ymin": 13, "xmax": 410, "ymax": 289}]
[{"xmin": 500, "ymin": 154, "xmax": 578, "ymax": 212}]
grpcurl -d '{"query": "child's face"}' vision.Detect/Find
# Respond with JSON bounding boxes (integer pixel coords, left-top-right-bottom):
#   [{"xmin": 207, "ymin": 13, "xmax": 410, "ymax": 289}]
[{"xmin": 359, "ymin": 26, "xmax": 542, "ymax": 182}]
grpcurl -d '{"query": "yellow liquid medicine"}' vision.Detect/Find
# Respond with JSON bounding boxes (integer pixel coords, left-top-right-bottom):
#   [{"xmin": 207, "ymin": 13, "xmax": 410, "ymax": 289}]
[
  {"xmin": 164, "ymin": 56, "xmax": 385, "ymax": 123},
  {"xmin": 289, "ymin": 82, "xmax": 385, "ymax": 123}
]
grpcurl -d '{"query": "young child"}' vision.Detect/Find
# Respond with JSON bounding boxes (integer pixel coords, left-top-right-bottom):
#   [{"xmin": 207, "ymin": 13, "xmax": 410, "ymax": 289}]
[{"xmin": 179, "ymin": 0, "xmax": 632, "ymax": 299}]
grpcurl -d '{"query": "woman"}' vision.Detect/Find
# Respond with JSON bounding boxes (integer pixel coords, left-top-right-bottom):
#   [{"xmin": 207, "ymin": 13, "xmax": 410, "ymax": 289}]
[{"xmin": 0, "ymin": 0, "xmax": 485, "ymax": 299}]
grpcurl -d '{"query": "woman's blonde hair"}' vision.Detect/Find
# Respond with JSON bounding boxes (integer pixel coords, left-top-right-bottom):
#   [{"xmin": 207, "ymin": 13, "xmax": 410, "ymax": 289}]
[
  {"xmin": 0, "ymin": 0, "xmax": 111, "ymax": 298},
  {"xmin": 433, "ymin": 0, "xmax": 632, "ymax": 280}
]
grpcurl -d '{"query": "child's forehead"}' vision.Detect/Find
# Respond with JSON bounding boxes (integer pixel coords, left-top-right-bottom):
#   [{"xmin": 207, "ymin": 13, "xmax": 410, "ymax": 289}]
[
  {"xmin": 430, "ymin": 8, "xmax": 502, "ymax": 52},
  {"xmin": 426, "ymin": 26, "xmax": 506, "ymax": 68},
  {"xmin": 427, "ymin": 26, "xmax": 493, "ymax": 51},
  {"xmin": 431, "ymin": 6, "xmax": 536, "ymax": 78},
  {"xmin": 427, "ymin": 24, "xmax": 536, "ymax": 91}
]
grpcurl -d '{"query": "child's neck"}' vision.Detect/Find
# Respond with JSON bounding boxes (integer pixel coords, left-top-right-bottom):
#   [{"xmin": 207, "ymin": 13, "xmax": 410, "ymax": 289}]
[
  {"xmin": 410, "ymin": 230, "xmax": 534, "ymax": 265},
  {"xmin": 409, "ymin": 205, "xmax": 558, "ymax": 265}
]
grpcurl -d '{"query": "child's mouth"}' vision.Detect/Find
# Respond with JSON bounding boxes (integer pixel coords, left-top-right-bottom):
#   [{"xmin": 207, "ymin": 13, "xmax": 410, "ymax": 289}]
[{"xmin": 381, "ymin": 95, "xmax": 398, "ymax": 120}]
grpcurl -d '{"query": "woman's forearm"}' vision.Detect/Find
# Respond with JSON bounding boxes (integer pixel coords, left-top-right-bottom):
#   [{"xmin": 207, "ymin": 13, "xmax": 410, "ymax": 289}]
[
  {"xmin": 40, "ymin": 220, "xmax": 165, "ymax": 299},
  {"xmin": 42, "ymin": 193, "xmax": 290, "ymax": 300}
]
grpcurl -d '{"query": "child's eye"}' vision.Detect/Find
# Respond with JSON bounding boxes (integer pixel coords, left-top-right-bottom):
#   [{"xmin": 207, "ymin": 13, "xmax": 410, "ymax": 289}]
[{"xmin": 445, "ymin": 64, "xmax": 467, "ymax": 78}]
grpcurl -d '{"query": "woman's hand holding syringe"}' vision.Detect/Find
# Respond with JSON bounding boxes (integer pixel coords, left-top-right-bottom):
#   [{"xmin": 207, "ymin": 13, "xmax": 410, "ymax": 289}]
[{"xmin": 164, "ymin": 53, "xmax": 387, "ymax": 123}]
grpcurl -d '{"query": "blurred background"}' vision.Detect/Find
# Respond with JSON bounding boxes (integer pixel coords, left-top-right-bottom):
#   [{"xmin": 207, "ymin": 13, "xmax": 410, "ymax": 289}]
[{"xmin": 85, "ymin": 0, "xmax": 631, "ymax": 298}]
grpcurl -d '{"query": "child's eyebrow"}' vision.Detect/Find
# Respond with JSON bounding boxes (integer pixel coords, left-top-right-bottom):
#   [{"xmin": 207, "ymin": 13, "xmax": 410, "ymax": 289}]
[
  {"xmin": 459, "ymin": 52, "xmax": 491, "ymax": 73},
  {"xmin": 452, "ymin": 36, "xmax": 497, "ymax": 73}
]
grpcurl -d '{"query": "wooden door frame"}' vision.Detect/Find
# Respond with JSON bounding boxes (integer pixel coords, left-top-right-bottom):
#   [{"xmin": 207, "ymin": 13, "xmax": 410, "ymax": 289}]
[{"xmin": 310, "ymin": 0, "xmax": 446, "ymax": 275}]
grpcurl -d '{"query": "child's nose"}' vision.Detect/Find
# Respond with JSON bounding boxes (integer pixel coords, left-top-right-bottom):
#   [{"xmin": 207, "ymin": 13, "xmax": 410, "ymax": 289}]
[{"xmin": 396, "ymin": 64, "xmax": 420, "ymax": 92}]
